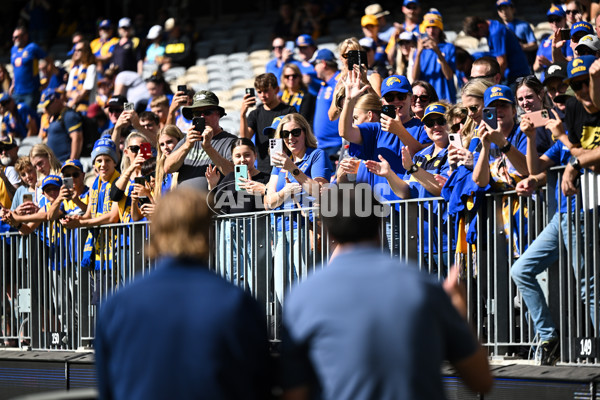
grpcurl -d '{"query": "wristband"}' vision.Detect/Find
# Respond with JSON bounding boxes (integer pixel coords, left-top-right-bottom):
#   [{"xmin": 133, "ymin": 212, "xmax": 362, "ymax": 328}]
[{"xmin": 500, "ymin": 142, "xmax": 512, "ymax": 153}]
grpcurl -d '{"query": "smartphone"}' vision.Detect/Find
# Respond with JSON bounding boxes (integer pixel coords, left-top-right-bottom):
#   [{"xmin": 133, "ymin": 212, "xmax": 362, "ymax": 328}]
[
  {"xmin": 245, "ymin": 88, "xmax": 255, "ymax": 97},
  {"xmin": 63, "ymin": 177, "xmax": 74, "ymax": 189},
  {"xmin": 482, "ymin": 107, "xmax": 498, "ymax": 130},
  {"xmin": 285, "ymin": 41, "xmax": 295, "ymax": 52},
  {"xmin": 124, "ymin": 102, "xmax": 134, "ymax": 111},
  {"xmin": 347, "ymin": 50, "xmax": 367, "ymax": 70},
  {"xmin": 23, "ymin": 193, "xmax": 33, "ymax": 203},
  {"xmin": 234, "ymin": 164, "xmax": 248, "ymax": 191},
  {"xmin": 270, "ymin": 138, "xmax": 284, "ymax": 166},
  {"xmin": 448, "ymin": 133, "xmax": 464, "ymax": 149},
  {"xmin": 140, "ymin": 143, "xmax": 152, "ymax": 159},
  {"xmin": 177, "ymin": 85, "xmax": 187, "ymax": 92},
  {"xmin": 134, "ymin": 176, "xmax": 146, "ymax": 186},
  {"xmin": 524, "ymin": 109, "xmax": 550, "ymax": 128},
  {"xmin": 560, "ymin": 28, "xmax": 571, "ymax": 41},
  {"xmin": 381, "ymin": 105, "xmax": 396, "ymax": 119},
  {"xmin": 138, "ymin": 196, "xmax": 151, "ymax": 205},
  {"xmin": 192, "ymin": 116, "xmax": 205, "ymax": 132}
]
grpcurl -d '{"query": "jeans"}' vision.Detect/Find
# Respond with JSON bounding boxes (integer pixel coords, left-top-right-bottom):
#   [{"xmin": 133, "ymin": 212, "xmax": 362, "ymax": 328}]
[
  {"xmin": 511, "ymin": 211, "xmax": 595, "ymax": 341},
  {"xmin": 273, "ymin": 228, "xmax": 304, "ymax": 308},
  {"xmin": 217, "ymin": 219, "xmax": 253, "ymax": 289}
]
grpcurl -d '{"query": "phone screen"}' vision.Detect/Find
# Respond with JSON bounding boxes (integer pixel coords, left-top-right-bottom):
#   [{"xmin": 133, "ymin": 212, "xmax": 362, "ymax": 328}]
[{"xmin": 234, "ymin": 164, "xmax": 248, "ymax": 191}]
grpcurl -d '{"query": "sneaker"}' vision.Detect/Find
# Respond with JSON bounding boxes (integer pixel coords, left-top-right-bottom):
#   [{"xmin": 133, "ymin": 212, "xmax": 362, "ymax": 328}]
[{"xmin": 540, "ymin": 337, "xmax": 560, "ymax": 366}]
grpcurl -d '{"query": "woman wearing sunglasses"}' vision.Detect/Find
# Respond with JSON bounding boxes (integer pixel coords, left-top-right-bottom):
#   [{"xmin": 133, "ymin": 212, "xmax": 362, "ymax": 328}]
[
  {"xmin": 279, "ymin": 63, "xmax": 315, "ymax": 125},
  {"xmin": 264, "ymin": 113, "xmax": 333, "ymax": 310},
  {"xmin": 412, "ymin": 12, "xmax": 457, "ymax": 103},
  {"xmin": 411, "ymin": 80, "xmax": 438, "ymax": 119},
  {"xmin": 365, "ymin": 103, "xmax": 452, "ymax": 272}
]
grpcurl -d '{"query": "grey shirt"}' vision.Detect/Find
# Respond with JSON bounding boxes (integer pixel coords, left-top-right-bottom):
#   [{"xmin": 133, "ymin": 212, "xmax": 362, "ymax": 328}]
[{"xmin": 173, "ymin": 129, "xmax": 237, "ymax": 192}]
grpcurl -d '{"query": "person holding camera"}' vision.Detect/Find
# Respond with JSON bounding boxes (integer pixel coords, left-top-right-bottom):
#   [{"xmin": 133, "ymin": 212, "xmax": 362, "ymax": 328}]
[
  {"xmin": 163, "ymin": 90, "xmax": 236, "ymax": 192},
  {"xmin": 46, "ymin": 159, "xmax": 89, "ymax": 221}
]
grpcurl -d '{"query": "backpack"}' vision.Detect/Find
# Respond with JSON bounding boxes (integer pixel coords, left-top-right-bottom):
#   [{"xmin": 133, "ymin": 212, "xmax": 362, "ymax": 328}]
[{"xmin": 60, "ymin": 108, "xmax": 100, "ymax": 157}]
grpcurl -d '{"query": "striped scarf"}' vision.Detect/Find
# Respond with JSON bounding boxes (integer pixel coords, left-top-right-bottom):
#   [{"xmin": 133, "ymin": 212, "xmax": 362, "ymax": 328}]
[{"xmin": 281, "ymin": 89, "xmax": 305, "ymax": 113}]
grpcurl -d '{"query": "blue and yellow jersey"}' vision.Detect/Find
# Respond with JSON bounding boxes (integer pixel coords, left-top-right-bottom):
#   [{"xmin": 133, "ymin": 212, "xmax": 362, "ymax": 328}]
[
  {"xmin": 11, "ymin": 42, "xmax": 46, "ymax": 95},
  {"xmin": 90, "ymin": 37, "xmax": 119, "ymax": 69}
]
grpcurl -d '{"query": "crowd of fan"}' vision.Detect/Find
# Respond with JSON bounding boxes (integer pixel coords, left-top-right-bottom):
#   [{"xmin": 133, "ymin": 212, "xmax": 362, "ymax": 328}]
[{"xmin": 1, "ymin": 0, "xmax": 600, "ymax": 366}]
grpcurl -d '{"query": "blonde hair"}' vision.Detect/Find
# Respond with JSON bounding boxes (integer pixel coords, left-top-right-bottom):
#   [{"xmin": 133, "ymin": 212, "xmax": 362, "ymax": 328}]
[
  {"xmin": 29, "ymin": 143, "xmax": 61, "ymax": 183},
  {"xmin": 339, "ymin": 38, "xmax": 361, "ymax": 74},
  {"xmin": 121, "ymin": 132, "xmax": 150, "ymax": 171},
  {"xmin": 154, "ymin": 125, "xmax": 184, "ymax": 198},
  {"xmin": 147, "ymin": 188, "xmax": 211, "ymax": 260},
  {"xmin": 460, "ymin": 78, "xmax": 494, "ymax": 145},
  {"xmin": 150, "ymin": 95, "xmax": 169, "ymax": 108},
  {"xmin": 279, "ymin": 63, "xmax": 307, "ymax": 93},
  {"xmin": 355, "ymin": 92, "xmax": 382, "ymax": 112},
  {"xmin": 274, "ymin": 113, "xmax": 318, "ymax": 149}
]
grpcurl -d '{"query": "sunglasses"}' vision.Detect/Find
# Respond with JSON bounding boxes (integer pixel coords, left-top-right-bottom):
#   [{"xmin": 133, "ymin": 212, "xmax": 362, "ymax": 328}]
[
  {"xmin": 273, "ymin": 45, "xmax": 284, "ymax": 50},
  {"xmin": 405, "ymin": 4, "xmax": 418, "ymax": 9},
  {"xmin": 467, "ymin": 105, "xmax": 480, "ymax": 113},
  {"xmin": 63, "ymin": 172, "xmax": 81, "ymax": 178},
  {"xmin": 284, "ymin": 74, "xmax": 300, "ymax": 79},
  {"xmin": 566, "ymin": 9, "xmax": 580, "ymax": 14},
  {"xmin": 192, "ymin": 109, "xmax": 217, "ymax": 117},
  {"xmin": 128, "ymin": 145, "xmax": 140, "ymax": 153},
  {"xmin": 548, "ymin": 16, "xmax": 562, "ymax": 23},
  {"xmin": 451, "ymin": 117, "xmax": 467, "ymax": 132},
  {"xmin": 413, "ymin": 95, "xmax": 430, "ymax": 102},
  {"xmin": 423, "ymin": 116, "xmax": 446, "ymax": 128},
  {"xmin": 341, "ymin": 53, "xmax": 349, "ymax": 59},
  {"xmin": 383, "ymin": 92, "xmax": 408, "ymax": 102},
  {"xmin": 570, "ymin": 78, "xmax": 589, "ymax": 92},
  {"xmin": 281, "ymin": 128, "xmax": 303, "ymax": 138},
  {"xmin": 108, "ymin": 108, "xmax": 122, "ymax": 114}
]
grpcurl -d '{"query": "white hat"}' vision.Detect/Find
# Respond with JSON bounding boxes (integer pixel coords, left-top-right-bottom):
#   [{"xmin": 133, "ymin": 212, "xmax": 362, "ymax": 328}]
[
  {"xmin": 164, "ymin": 18, "xmax": 176, "ymax": 32},
  {"xmin": 365, "ymin": 3, "xmax": 390, "ymax": 18},
  {"xmin": 576, "ymin": 35, "xmax": 600, "ymax": 53},
  {"xmin": 147, "ymin": 25, "xmax": 163, "ymax": 40},
  {"xmin": 399, "ymin": 31, "xmax": 417, "ymax": 42},
  {"xmin": 118, "ymin": 17, "xmax": 131, "ymax": 29}
]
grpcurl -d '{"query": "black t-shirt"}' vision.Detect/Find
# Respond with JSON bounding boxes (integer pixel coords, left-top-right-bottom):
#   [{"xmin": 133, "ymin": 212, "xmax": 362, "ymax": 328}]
[
  {"xmin": 566, "ymin": 96, "xmax": 600, "ymax": 149},
  {"xmin": 247, "ymin": 103, "xmax": 297, "ymax": 173},
  {"xmin": 112, "ymin": 38, "xmax": 143, "ymax": 73},
  {"xmin": 164, "ymin": 36, "xmax": 193, "ymax": 67},
  {"xmin": 214, "ymin": 170, "xmax": 271, "ymax": 214}
]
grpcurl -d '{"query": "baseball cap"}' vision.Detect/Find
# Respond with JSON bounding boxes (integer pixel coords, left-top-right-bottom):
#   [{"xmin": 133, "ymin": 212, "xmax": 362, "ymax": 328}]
[
  {"xmin": 542, "ymin": 62, "xmax": 568, "ymax": 85},
  {"xmin": 422, "ymin": 103, "xmax": 448, "ymax": 122},
  {"xmin": 565, "ymin": 55, "xmax": 596, "ymax": 83},
  {"xmin": 164, "ymin": 18, "xmax": 176, "ymax": 32},
  {"xmin": 42, "ymin": 175, "xmax": 63, "ymax": 191},
  {"xmin": 263, "ymin": 116, "xmax": 284, "ymax": 137},
  {"xmin": 86, "ymin": 103, "xmax": 103, "ymax": 119},
  {"xmin": 0, "ymin": 135, "xmax": 16, "ymax": 149},
  {"xmin": 147, "ymin": 25, "xmax": 163, "ymax": 40},
  {"xmin": 365, "ymin": 3, "xmax": 390, "ymax": 18},
  {"xmin": 403, "ymin": 0, "xmax": 419, "ymax": 6},
  {"xmin": 181, "ymin": 90, "xmax": 226, "ymax": 120},
  {"xmin": 422, "ymin": 12, "xmax": 444, "ymax": 31},
  {"xmin": 296, "ymin": 34, "xmax": 315, "ymax": 47},
  {"xmin": 399, "ymin": 31, "xmax": 417, "ymax": 42},
  {"xmin": 39, "ymin": 88, "xmax": 61, "ymax": 109},
  {"xmin": 496, "ymin": 0, "xmax": 513, "ymax": 8},
  {"xmin": 106, "ymin": 95, "xmax": 128, "ymax": 110},
  {"xmin": 571, "ymin": 21, "xmax": 593, "ymax": 38},
  {"xmin": 576, "ymin": 35, "xmax": 600, "ymax": 54},
  {"xmin": 361, "ymin": 15, "xmax": 379, "ymax": 27},
  {"xmin": 98, "ymin": 19, "xmax": 111, "ymax": 29},
  {"xmin": 381, "ymin": 75, "xmax": 412, "ymax": 96},
  {"xmin": 547, "ymin": 5, "xmax": 566, "ymax": 18},
  {"xmin": 91, "ymin": 138, "xmax": 118, "ymax": 163},
  {"xmin": 359, "ymin": 37, "xmax": 376, "ymax": 51},
  {"xmin": 484, "ymin": 85, "xmax": 514, "ymax": 106},
  {"xmin": 118, "ymin": 18, "xmax": 131, "ymax": 29},
  {"xmin": 311, "ymin": 49, "xmax": 336, "ymax": 65},
  {"xmin": 61, "ymin": 159, "xmax": 84, "ymax": 173}
]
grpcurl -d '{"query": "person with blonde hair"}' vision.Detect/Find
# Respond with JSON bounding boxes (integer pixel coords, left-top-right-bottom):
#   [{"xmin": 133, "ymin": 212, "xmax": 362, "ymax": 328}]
[
  {"xmin": 154, "ymin": 124, "xmax": 183, "ymax": 198},
  {"xmin": 279, "ymin": 62, "xmax": 316, "ymax": 124},
  {"xmin": 95, "ymin": 187, "xmax": 271, "ymax": 400}
]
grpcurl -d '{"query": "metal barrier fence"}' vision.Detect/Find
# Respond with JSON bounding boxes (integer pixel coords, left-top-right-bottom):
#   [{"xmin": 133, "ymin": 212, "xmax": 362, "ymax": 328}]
[{"xmin": 1, "ymin": 167, "xmax": 599, "ymax": 365}]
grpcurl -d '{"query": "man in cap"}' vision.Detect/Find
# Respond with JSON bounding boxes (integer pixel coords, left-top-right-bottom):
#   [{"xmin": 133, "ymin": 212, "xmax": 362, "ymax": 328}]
[
  {"xmin": 365, "ymin": 3, "xmax": 396, "ymax": 42},
  {"xmin": 361, "ymin": 14, "xmax": 389, "ymax": 69},
  {"xmin": 10, "ymin": 25, "xmax": 46, "ymax": 109},
  {"xmin": 0, "ymin": 92, "xmax": 38, "ymax": 138},
  {"xmin": 554, "ymin": 21, "xmax": 594, "ymax": 64},
  {"xmin": 266, "ymin": 37, "xmax": 300, "ymax": 86},
  {"xmin": 111, "ymin": 18, "xmax": 143, "ymax": 75},
  {"xmin": 105, "ymin": 94, "xmax": 155, "ymax": 154},
  {"xmin": 164, "ymin": 90, "xmax": 236, "ymax": 191},
  {"xmin": 144, "ymin": 25, "xmax": 165, "ymax": 70},
  {"xmin": 575, "ymin": 34, "xmax": 600, "ymax": 58},
  {"xmin": 312, "ymin": 49, "xmax": 342, "ymax": 157},
  {"xmin": 496, "ymin": 0, "xmax": 537, "ymax": 59},
  {"xmin": 463, "ymin": 15, "xmax": 531, "ymax": 84},
  {"xmin": 90, "ymin": 20, "xmax": 119, "ymax": 73},
  {"xmin": 401, "ymin": 0, "xmax": 422, "ymax": 34},
  {"xmin": 162, "ymin": 18, "xmax": 193, "ymax": 70},
  {"xmin": 295, "ymin": 34, "xmax": 322, "ymax": 96},
  {"xmin": 42, "ymin": 88, "xmax": 84, "ymax": 162},
  {"xmin": 542, "ymin": 62, "xmax": 571, "ymax": 118},
  {"xmin": 47, "ymin": 159, "xmax": 89, "ymax": 221},
  {"xmin": 534, "ymin": 6, "xmax": 572, "ymax": 76}
]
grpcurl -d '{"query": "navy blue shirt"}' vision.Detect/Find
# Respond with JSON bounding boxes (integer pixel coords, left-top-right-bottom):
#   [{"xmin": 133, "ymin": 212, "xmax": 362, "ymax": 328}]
[{"xmin": 46, "ymin": 109, "xmax": 83, "ymax": 162}]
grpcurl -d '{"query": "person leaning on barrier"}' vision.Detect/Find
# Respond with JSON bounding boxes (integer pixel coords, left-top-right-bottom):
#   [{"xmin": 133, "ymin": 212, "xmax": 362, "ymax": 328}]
[
  {"xmin": 130, "ymin": 157, "xmax": 156, "ymax": 221},
  {"xmin": 10, "ymin": 157, "xmax": 37, "ymax": 217},
  {"xmin": 514, "ymin": 75, "xmax": 555, "ymax": 155},
  {"xmin": 46, "ymin": 159, "xmax": 89, "ymax": 221},
  {"xmin": 94, "ymin": 188, "xmax": 271, "ymax": 400},
  {"xmin": 154, "ymin": 124, "xmax": 183, "ymax": 197},
  {"xmin": 281, "ymin": 185, "xmax": 493, "ymax": 399}
]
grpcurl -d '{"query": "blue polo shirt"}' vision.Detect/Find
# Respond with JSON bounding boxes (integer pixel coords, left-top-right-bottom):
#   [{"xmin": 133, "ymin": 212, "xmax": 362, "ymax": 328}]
[
  {"xmin": 506, "ymin": 19, "xmax": 536, "ymax": 45},
  {"xmin": 46, "ymin": 109, "xmax": 83, "ymax": 162},
  {"xmin": 11, "ymin": 42, "xmax": 46, "ymax": 95},
  {"xmin": 414, "ymin": 42, "xmax": 457, "ymax": 103},
  {"xmin": 350, "ymin": 118, "xmax": 430, "ymax": 202},
  {"xmin": 297, "ymin": 62, "xmax": 322, "ymax": 97},
  {"xmin": 536, "ymin": 36, "xmax": 573, "ymax": 79},
  {"xmin": 313, "ymin": 71, "xmax": 342, "ymax": 151},
  {"xmin": 487, "ymin": 20, "xmax": 531, "ymax": 79}
]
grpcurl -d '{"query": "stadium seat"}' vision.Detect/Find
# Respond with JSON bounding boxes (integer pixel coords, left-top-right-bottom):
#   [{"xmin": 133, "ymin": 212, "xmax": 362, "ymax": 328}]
[{"xmin": 17, "ymin": 136, "xmax": 43, "ymax": 158}]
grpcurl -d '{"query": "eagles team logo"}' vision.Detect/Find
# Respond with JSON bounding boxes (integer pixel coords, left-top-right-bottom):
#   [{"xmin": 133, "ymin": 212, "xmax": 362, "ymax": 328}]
[
  {"xmin": 549, "ymin": 5, "xmax": 560, "ymax": 13},
  {"xmin": 385, "ymin": 77, "xmax": 403, "ymax": 86},
  {"xmin": 573, "ymin": 58, "xmax": 584, "ymax": 67},
  {"xmin": 571, "ymin": 57, "xmax": 587, "ymax": 75},
  {"xmin": 491, "ymin": 86, "xmax": 502, "ymax": 93},
  {"xmin": 580, "ymin": 35, "xmax": 593, "ymax": 43},
  {"xmin": 547, "ymin": 65, "xmax": 562, "ymax": 75},
  {"xmin": 14, "ymin": 57, "xmax": 22, "ymax": 67}
]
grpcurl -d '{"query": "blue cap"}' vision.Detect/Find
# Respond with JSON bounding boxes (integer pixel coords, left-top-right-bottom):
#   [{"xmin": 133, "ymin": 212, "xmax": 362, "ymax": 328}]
[
  {"xmin": 311, "ymin": 48, "xmax": 336, "ymax": 64},
  {"xmin": 91, "ymin": 137, "xmax": 118, "ymax": 163},
  {"xmin": 571, "ymin": 21, "xmax": 593, "ymax": 37},
  {"xmin": 61, "ymin": 159, "xmax": 83, "ymax": 173},
  {"xmin": 422, "ymin": 103, "xmax": 448, "ymax": 121},
  {"xmin": 381, "ymin": 75, "xmax": 412, "ymax": 96},
  {"xmin": 484, "ymin": 85, "xmax": 514, "ymax": 106},
  {"xmin": 403, "ymin": 0, "xmax": 419, "ymax": 6},
  {"xmin": 496, "ymin": 0, "xmax": 512, "ymax": 8},
  {"xmin": 0, "ymin": 93, "xmax": 10, "ymax": 104},
  {"xmin": 99, "ymin": 19, "xmax": 111, "ymax": 29},
  {"xmin": 296, "ymin": 34, "xmax": 315, "ymax": 47},
  {"xmin": 547, "ymin": 5, "xmax": 566, "ymax": 18},
  {"xmin": 263, "ymin": 116, "xmax": 284, "ymax": 137},
  {"xmin": 39, "ymin": 88, "xmax": 60, "ymax": 108},
  {"xmin": 42, "ymin": 175, "xmax": 63, "ymax": 190},
  {"xmin": 566, "ymin": 55, "xmax": 596, "ymax": 83}
]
